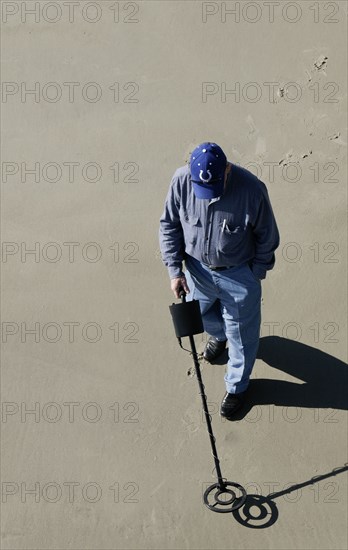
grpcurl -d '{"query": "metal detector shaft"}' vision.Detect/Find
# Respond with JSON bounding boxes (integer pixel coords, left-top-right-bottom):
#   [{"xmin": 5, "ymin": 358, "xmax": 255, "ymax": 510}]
[
  {"xmin": 170, "ymin": 289, "xmax": 247, "ymax": 512},
  {"xmin": 188, "ymin": 333, "xmax": 225, "ymax": 489},
  {"xmin": 178, "ymin": 289, "xmax": 225, "ymax": 490}
]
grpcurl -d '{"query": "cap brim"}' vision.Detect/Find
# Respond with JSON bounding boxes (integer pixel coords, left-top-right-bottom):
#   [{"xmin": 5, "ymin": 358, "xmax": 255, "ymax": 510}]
[{"xmin": 192, "ymin": 179, "xmax": 224, "ymax": 199}]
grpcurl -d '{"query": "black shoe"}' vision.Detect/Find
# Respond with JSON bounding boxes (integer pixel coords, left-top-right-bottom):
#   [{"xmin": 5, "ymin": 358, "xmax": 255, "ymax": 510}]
[
  {"xmin": 203, "ymin": 337, "xmax": 227, "ymax": 363},
  {"xmin": 220, "ymin": 391, "xmax": 246, "ymax": 419}
]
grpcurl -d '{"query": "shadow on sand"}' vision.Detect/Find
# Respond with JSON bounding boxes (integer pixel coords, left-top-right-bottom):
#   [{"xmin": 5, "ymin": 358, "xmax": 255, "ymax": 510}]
[
  {"xmin": 206, "ymin": 337, "xmax": 348, "ymax": 527},
  {"xmin": 210, "ymin": 335, "xmax": 348, "ymax": 415},
  {"xmin": 231, "ymin": 464, "xmax": 348, "ymax": 529}
]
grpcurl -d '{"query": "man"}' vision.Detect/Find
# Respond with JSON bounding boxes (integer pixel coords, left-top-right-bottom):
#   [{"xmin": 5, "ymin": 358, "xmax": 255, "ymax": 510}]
[{"xmin": 159, "ymin": 142, "xmax": 280, "ymax": 418}]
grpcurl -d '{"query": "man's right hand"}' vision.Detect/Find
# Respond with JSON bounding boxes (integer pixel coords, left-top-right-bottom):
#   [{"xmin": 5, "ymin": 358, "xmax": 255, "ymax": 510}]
[{"xmin": 171, "ymin": 276, "xmax": 190, "ymax": 299}]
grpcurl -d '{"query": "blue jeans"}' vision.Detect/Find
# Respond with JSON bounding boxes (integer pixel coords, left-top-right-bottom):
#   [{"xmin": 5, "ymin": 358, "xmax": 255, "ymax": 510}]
[{"xmin": 184, "ymin": 255, "xmax": 262, "ymax": 394}]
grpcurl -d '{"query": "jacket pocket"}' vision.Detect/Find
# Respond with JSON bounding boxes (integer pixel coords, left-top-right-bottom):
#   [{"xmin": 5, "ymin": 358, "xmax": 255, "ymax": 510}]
[{"xmin": 218, "ymin": 220, "xmax": 245, "ymax": 254}]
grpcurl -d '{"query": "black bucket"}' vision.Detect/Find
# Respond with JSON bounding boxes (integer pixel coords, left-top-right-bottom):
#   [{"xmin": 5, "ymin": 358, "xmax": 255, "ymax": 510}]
[{"xmin": 169, "ymin": 299, "xmax": 204, "ymax": 338}]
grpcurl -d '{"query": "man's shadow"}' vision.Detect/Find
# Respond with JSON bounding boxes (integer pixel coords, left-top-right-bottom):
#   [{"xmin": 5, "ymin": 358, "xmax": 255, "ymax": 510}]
[
  {"xmin": 211, "ymin": 336, "xmax": 348, "ymax": 417},
  {"xmin": 207, "ymin": 338, "xmax": 348, "ymax": 528}
]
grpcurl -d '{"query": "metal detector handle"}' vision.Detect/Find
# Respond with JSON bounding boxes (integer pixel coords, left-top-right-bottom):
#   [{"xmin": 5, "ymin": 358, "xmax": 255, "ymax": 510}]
[{"xmin": 178, "ymin": 286, "xmax": 186, "ymax": 303}]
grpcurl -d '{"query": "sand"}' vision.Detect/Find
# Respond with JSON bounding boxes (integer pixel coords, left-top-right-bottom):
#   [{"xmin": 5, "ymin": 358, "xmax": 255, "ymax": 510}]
[{"xmin": 1, "ymin": 1, "xmax": 347, "ymax": 549}]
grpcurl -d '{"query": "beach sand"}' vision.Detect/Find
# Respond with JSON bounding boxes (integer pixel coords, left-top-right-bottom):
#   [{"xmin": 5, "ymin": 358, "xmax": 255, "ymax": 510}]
[{"xmin": 1, "ymin": 1, "xmax": 347, "ymax": 548}]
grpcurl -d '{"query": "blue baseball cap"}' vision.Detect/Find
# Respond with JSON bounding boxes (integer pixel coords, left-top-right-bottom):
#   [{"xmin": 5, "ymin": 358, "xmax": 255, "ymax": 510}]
[{"xmin": 190, "ymin": 142, "xmax": 227, "ymax": 199}]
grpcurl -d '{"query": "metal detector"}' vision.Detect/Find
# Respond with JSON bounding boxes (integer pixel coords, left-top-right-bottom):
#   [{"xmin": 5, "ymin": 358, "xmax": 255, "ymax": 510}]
[{"xmin": 169, "ymin": 289, "xmax": 247, "ymax": 513}]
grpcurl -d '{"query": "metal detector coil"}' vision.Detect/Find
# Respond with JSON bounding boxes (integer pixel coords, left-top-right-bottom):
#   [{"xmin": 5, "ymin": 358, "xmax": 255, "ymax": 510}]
[{"xmin": 169, "ymin": 288, "xmax": 247, "ymax": 513}]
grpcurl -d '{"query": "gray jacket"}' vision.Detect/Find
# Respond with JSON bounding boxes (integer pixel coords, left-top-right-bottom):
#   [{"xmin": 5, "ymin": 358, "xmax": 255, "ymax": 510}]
[{"xmin": 159, "ymin": 163, "xmax": 280, "ymax": 280}]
